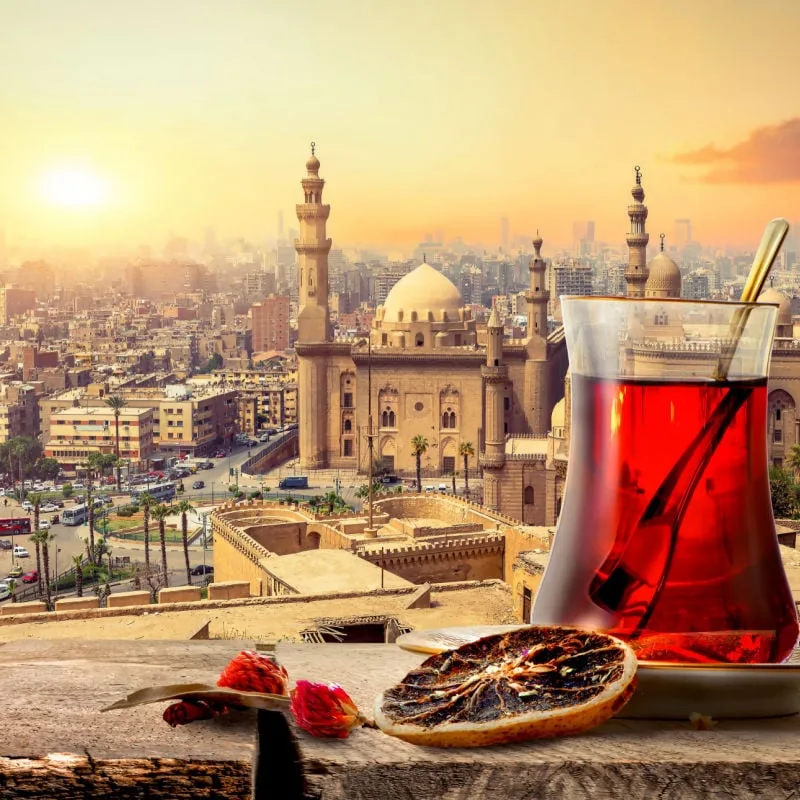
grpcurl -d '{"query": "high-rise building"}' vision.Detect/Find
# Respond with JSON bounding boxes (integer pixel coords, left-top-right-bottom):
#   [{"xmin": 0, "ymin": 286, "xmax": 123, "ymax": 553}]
[
  {"xmin": 675, "ymin": 219, "xmax": 692, "ymax": 247},
  {"xmin": 251, "ymin": 295, "xmax": 291, "ymax": 353},
  {"xmin": 0, "ymin": 287, "xmax": 36, "ymax": 324},
  {"xmin": 572, "ymin": 221, "xmax": 595, "ymax": 256}
]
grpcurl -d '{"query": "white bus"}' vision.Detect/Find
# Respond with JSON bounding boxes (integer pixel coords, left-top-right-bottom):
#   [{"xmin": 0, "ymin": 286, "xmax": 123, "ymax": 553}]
[
  {"xmin": 62, "ymin": 503, "xmax": 89, "ymax": 526},
  {"xmin": 131, "ymin": 482, "xmax": 176, "ymax": 504}
]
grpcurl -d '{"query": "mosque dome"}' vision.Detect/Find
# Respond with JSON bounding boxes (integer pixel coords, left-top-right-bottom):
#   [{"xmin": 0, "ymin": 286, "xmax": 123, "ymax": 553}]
[
  {"xmin": 551, "ymin": 397, "xmax": 566, "ymax": 430},
  {"xmin": 382, "ymin": 263, "xmax": 464, "ymax": 323},
  {"xmin": 645, "ymin": 252, "xmax": 682, "ymax": 297},
  {"xmin": 758, "ymin": 287, "xmax": 792, "ymax": 326}
]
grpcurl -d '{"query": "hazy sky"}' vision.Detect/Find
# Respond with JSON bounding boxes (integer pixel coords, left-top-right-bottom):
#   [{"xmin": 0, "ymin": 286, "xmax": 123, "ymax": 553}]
[{"xmin": 1, "ymin": 0, "xmax": 800, "ymax": 254}]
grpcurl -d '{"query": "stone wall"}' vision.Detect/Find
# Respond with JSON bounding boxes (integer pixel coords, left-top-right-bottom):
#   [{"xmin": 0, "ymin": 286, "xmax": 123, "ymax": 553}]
[
  {"xmin": 212, "ymin": 509, "xmax": 271, "ymax": 596},
  {"xmin": 246, "ymin": 522, "xmax": 310, "ymax": 556},
  {"xmin": 357, "ymin": 536, "xmax": 504, "ymax": 584},
  {"xmin": 373, "ymin": 494, "xmax": 519, "ymax": 531},
  {"xmin": 502, "ymin": 525, "xmax": 552, "ymax": 582}
]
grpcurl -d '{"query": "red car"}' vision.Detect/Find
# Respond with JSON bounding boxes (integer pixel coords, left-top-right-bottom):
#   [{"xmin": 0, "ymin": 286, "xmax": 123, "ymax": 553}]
[{"xmin": 21, "ymin": 570, "xmax": 38, "ymax": 584}]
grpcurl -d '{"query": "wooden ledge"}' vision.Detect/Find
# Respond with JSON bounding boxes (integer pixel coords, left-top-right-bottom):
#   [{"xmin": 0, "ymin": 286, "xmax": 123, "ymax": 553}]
[{"xmin": 0, "ymin": 640, "xmax": 798, "ymax": 798}]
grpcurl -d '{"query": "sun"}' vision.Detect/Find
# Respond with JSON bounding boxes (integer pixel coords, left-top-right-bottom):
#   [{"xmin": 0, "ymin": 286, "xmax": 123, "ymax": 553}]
[{"xmin": 39, "ymin": 165, "xmax": 111, "ymax": 209}]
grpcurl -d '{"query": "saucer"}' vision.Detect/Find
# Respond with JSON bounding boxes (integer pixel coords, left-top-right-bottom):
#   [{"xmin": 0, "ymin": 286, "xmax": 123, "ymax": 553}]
[{"xmin": 395, "ymin": 626, "xmax": 800, "ymax": 719}]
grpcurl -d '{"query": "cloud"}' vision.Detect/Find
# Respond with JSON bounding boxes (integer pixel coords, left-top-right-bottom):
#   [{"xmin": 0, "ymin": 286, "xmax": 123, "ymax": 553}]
[{"xmin": 668, "ymin": 118, "xmax": 800, "ymax": 183}]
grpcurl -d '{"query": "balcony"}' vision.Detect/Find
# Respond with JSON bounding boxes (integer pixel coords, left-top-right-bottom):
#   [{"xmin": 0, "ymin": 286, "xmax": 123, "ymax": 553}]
[{"xmin": 1, "ymin": 638, "xmax": 795, "ymax": 798}]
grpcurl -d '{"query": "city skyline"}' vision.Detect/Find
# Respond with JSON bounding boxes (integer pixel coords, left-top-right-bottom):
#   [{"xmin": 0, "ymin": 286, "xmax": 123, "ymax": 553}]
[{"xmin": 1, "ymin": 0, "xmax": 800, "ymax": 254}]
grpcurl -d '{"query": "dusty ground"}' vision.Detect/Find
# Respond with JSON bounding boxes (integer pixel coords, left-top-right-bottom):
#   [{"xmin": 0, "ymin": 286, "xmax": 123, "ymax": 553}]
[{"xmin": 0, "ymin": 582, "xmax": 515, "ymax": 643}]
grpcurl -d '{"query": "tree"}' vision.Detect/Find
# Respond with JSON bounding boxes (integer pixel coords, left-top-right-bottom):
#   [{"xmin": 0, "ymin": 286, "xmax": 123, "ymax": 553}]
[
  {"xmin": 355, "ymin": 482, "xmax": 381, "ymax": 501},
  {"xmin": 786, "ymin": 445, "xmax": 800, "ymax": 482},
  {"xmin": 459, "ymin": 441, "xmax": 475, "ymax": 495},
  {"xmin": 61, "ymin": 482, "xmax": 73, "ymax": 499},
  {"xmin": 29, "ymin": 528, "xmax": 45, "ymax": 597},
  {"xmin": 72, "ymin": 554, "xmax": 84, "ymax": 598},
  {"xmin": 0, "ymin": 437, "xmax": 43, "ymax": 486},
  {"xmin": 40, "ymin": 530, "xmax": 56, "ymax": 610},
  {"xmin": 176, "ymin": 499, "xmax": 194, "ymax": 586},
  {"xmin": 35, "ymin": 457, "xmax": 61, "ymax": 481},
  {"xmin": 104, "ymin": 395, "xmax": 127, "ymax": 485},
  {"xmin": 411, "ymin": 435, "xmax": 429, "ymax": 494},
  {"xmin": 199, "ymin": 353, "xmax": 223, "ymax": 374},
  {"xmin": 151, "ymin": 503, "xmax": 172, "ymax": 589},
  {"xmin": 769, "ymin": 466, "xmax": 798, "ymax": 518},
  {"xmin": 29, "ymin": 493, "xmax": 42, "ymax": 534},
  {"xmin": 140, "ymin": 492, "xmax": 155, "ymax": 577},
  {"xmin": 7, "ymin": 578, "xmax": 16, "ymax": 604}
]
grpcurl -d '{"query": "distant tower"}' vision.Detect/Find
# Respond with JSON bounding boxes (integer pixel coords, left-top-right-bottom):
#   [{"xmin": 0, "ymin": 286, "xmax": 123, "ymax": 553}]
[
  {"xmin": 277, "ymin": 211, "xmax": 284, "ymax": 241},
  {"xmin": 480, "ymin": 303, "xmax": 507, "ymax": 511},
  {"xmin": 295, "ymin": 142, "xmax": 332, "ymax": 468},
  {"xmin": 625, "ymin": 166, "xmax": 650, "ymax": 297},
  {"xmin": 526, "ymin": 232, "xmax": 549, "ymax": 338}
]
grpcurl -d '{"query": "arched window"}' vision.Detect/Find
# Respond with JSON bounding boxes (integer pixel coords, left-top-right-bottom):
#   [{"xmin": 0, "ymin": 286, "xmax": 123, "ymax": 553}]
[
  {"xmin": 381, "ymin": 410, "xmax": 389, "ymax": 427},
  {"xmin": 442, "ymin": 412, "xmax": 450, "ymax": 429},
  {"xmin": 415, "ymin": 333, "xmax": 424, "ymax": 347},
  {"xmin": 389, "ymin": 410, "xmax": 396, "ymax": 427},
  {"xmin": 524, "ymin": 485, "xmax": 534, "ymax": 505},
  {"xmin": 343, "ymin": 419, "xmax": 352, "ymax": 432},
  {"xmin": 449, "ymin": 411, "xmax": 457, "ymax": 428}
]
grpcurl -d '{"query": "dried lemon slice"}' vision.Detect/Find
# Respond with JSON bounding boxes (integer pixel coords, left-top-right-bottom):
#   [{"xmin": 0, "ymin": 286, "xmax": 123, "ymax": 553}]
[{"xmin": 375, "ymin": 626, "xmax": 637, "ymax": 747}]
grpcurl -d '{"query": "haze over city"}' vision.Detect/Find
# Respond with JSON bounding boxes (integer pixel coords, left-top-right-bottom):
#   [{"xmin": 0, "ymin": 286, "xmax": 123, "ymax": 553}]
[{"xmin": 2, "ymin": 0, "xmax": 800, "ymax": 255}]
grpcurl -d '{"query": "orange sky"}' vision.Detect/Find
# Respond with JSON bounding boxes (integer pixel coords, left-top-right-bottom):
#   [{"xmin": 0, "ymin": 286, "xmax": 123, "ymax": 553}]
[{"xmin": 1, "ymin": 0, "xmax": 800, "ymax": 254}]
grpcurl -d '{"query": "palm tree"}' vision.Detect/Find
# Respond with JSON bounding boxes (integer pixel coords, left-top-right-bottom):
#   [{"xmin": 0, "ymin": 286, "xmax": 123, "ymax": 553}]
[
  {"xmin": 40, "ymin": 530, "xmax": 56, "ymax": 610},
  {"xmin": 176, "ymin": 499, "xmax": 194, "ymax": 586},
  {"xmin": 140, "ymin": 492, "xmax": 154, "ymax": 577},
  {"xmin": 104, "ymin": 395, "xmax": 126, "ymax": 462},
  {"xmin": 411, "ymin": 435, "xmax": 429, "ymax": 494},
  {"xmin": 72, "ymin": 554, "xmax": 84, "ymax": 598},
  {"xmin": 786, "ymin": 444, "xmax": 800, "ymax": 482},
  {"xmin": 29, "ymin": 528, "xmax": 46, "ymax": 598},
  {"xmin": 151, "ymin": 503, "xmax": 172, "ymax": 588},
  {"xmin": 7, "ymin": 578, "xmax": 16, "ymax": 604},
  {"xmin": 459, "ymin": 441, "xmax": 475, "ymax": 495}
]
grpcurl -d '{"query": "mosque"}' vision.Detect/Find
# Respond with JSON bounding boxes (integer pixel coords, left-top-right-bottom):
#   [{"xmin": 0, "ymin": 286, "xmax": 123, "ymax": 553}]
[{"xmin": 293, "ymin": 148, "xmax": 797, "ymax": 526}]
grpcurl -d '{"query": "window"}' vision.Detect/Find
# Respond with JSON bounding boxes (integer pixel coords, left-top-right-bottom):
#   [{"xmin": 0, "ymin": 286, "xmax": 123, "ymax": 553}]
[
  {"xmin": 382, "ymin": 455, "xmax": 395, "ymax": 471},
  {"xmin": 504, "ymin": 397, "xmax": 510, "ymax": 411},
  {"xmin": 774, "ymin": 428, "xmax": 783, "ymax": 442},
  {"xmin": 343, "ymin": 393, "xmax": 353, "ymax": 408},
  {"xmin": 343, "ymin": 439, "xmax": 353, "ymax": 457},
  {"xmin": 524, "ymin": 485, "xmax": 534, "ymax": 505},
  {"xmin": 441, "ymin": 410, "xmax": 456, "ymax": 429},
  {"xmin": 381, "ymin": 333, "xmax": 388, "ymax": 345},
  {"xmin": 343, "ymin": 419, "xmax": 352, "ymax": 433},
  {"xmin": 415, "ymin": 333, "xmax": 424, "ymax": 347},
  {"xmin": 443, "ymin": 456, "xmax": 456, "ymax": 474},
  {"xmin": 777, "ymin": 409, "xmax": 782, "ymax": 421}
]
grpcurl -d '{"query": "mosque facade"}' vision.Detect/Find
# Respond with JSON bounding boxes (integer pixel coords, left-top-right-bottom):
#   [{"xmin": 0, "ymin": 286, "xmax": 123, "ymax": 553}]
[{"xmin": 293, "ymin": 147, "xmax": 568, "ymax": 524}]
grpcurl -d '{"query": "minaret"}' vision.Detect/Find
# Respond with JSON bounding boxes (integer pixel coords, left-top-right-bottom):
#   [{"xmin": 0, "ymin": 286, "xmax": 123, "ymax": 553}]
[
  {"xmin": 480, "ymin": 303, "xmax": 507, "ymax": 512},
  {"xmin": 295, "ymin": 143, "xmax": 332, "ymax": 469},
  {"xmin": 296, "ymin": 142, "xmax": 331, "ymax": 343},
  {"xmin": 624, "ymin": 165, "xmax": 650, "ymax": 297},
  {"xmin": 526, "ymin": 231, "xmax": 548, "ymax": 338}
]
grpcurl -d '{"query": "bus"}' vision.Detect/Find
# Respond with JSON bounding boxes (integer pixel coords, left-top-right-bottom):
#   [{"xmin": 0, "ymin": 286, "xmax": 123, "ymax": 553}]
[
  {"xmin": 0, "ymin": 518, "xmax": 32, "ymax": 536},
  {"xmin": 131, "ymin": 482, "xmax": 176, "ymax": 504},
  {"xmin": 62, "ymin": 504, "xmax": 89, "ymax": 526}
]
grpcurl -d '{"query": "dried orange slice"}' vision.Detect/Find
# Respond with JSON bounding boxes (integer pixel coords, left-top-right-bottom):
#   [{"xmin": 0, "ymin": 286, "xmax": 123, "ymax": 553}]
[{"xmin": 374, "ymin": 626, "xmax": 637, "ymax": 747}]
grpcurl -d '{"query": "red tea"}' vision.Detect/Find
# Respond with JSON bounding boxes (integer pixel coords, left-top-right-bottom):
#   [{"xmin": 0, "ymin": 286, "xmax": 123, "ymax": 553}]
[{"xmin": 532, "ymin": 375, "xmax": 799, "ymax": 663}]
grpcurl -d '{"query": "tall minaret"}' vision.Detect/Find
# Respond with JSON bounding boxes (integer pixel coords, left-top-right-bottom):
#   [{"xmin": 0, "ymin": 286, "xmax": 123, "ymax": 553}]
[
  {"xmin": 295, "ymin": 143, "xmax": 332, "ymax": 469},
  {"xmin": 526, "ymin": 231, "xmax": 548, "ymax": 338},
  {"xmin": 480, "ymin": 304, "xmax": 507, "ymax": 512},
  {"xmin": 624, "ymin": 165, "xmax": 649, "ymax": 297},
  {"xmin": 296, "ymin": 142, "xmax": 331, "ymax": 343}
]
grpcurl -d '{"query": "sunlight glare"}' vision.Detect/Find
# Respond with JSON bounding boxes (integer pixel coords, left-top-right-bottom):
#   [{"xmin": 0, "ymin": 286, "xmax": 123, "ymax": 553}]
[{"xmin": 39, "ymin": 166, "xmax": 111, "ymax": 209}]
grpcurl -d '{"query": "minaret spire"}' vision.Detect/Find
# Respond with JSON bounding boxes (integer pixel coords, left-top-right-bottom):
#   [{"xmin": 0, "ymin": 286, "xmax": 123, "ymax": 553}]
[
  {"xmin": 526, "ymin": 231, "xmax": 548, "ymax": 338},
  {"xmin": 295, "ymin": 143, "xmax": 332, "ymax": 342},
  {"xmin": 480, "ymin": 302, "xmax": 507, "ymax": 511},
  {"xmin": 624, "ymin": 165, "xmax": 650, "ymax": 297}
]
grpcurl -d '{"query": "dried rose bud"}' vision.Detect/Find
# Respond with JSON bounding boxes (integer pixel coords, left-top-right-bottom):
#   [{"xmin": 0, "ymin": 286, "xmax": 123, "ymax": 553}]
[
  {"xmin": 217, "ymin": 650, "xmax": 290, "ymax": 696},
  {"xmin": 163, "ymin": 699, "xmax": 227, "ymax": 728},
  {"xmin": 289, "ymin": 680, "xmax": 363, "ymax": 739}
]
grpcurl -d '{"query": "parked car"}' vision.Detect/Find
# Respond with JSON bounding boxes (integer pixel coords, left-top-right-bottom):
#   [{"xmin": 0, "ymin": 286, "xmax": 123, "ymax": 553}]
[
  {"xmin": 72, "ymin": 482, "xmax": 85, "ymax": 490},
  {"xmin": 214, "ymin": 450, "xmax": 226, "ymax": 458},
  {"xmin": 279, "ymin": 476, "xmax": 309, "ymax": 490},
  {"xmin": 40, "ymin": 503, "xmax": 59, "ymax": 513},
  {"xmin": 192, "ymin": 480, "xmax": 205, "ymax": 490},
  {"xmin": 21, "ymin": 501, "xmax": 33, "ymax": 512},
  {"xmin": 190, "ymin": 564, "xmax": 214, "ymax": 576},
  {"xmin": 13, "ymin": 545, "xmax": 29, "ymax": 559},
  {"xmin": 38, "ymin": 520, "xmax": 51, "ymax": 531},
  {"xmin": 8, "ymin": 565, "xmax": 23, "ymax": 577},
  {"xmin": 0, "ymin": 584, "xmax": 10, "ymax": 601},
  {"xmin": 21, "ymin": 570, "xmax": 38, "ymax": 584},
  {"xmin": 0, "ymin": 540, "xmax": 12, "ymax": 550}
]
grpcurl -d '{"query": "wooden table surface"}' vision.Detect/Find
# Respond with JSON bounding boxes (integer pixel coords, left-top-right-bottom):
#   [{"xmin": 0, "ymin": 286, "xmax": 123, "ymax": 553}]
[{"xmin": 0, "ymin": 638, "xmax": 798, "ymax": 799}]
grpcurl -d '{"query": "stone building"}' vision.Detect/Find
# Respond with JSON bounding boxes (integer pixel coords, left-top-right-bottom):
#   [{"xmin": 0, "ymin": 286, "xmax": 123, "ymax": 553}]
[{"xmin": 293, "ymin": 146, "xmax": 568, "ymax": 524}]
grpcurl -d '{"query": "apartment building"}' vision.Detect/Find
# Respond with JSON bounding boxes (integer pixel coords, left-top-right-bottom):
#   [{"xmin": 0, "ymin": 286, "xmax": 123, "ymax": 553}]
[
  {"xmin": 251, "ymin": 295, "xmax": 290, "ymax": 353},
  {"xmin": 44, "ymin": 406, "xmax": 155, "ymax": 474},
  {"xmin": 0, "ymin": 384, "xmax": 39, "ymax": 443}
]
